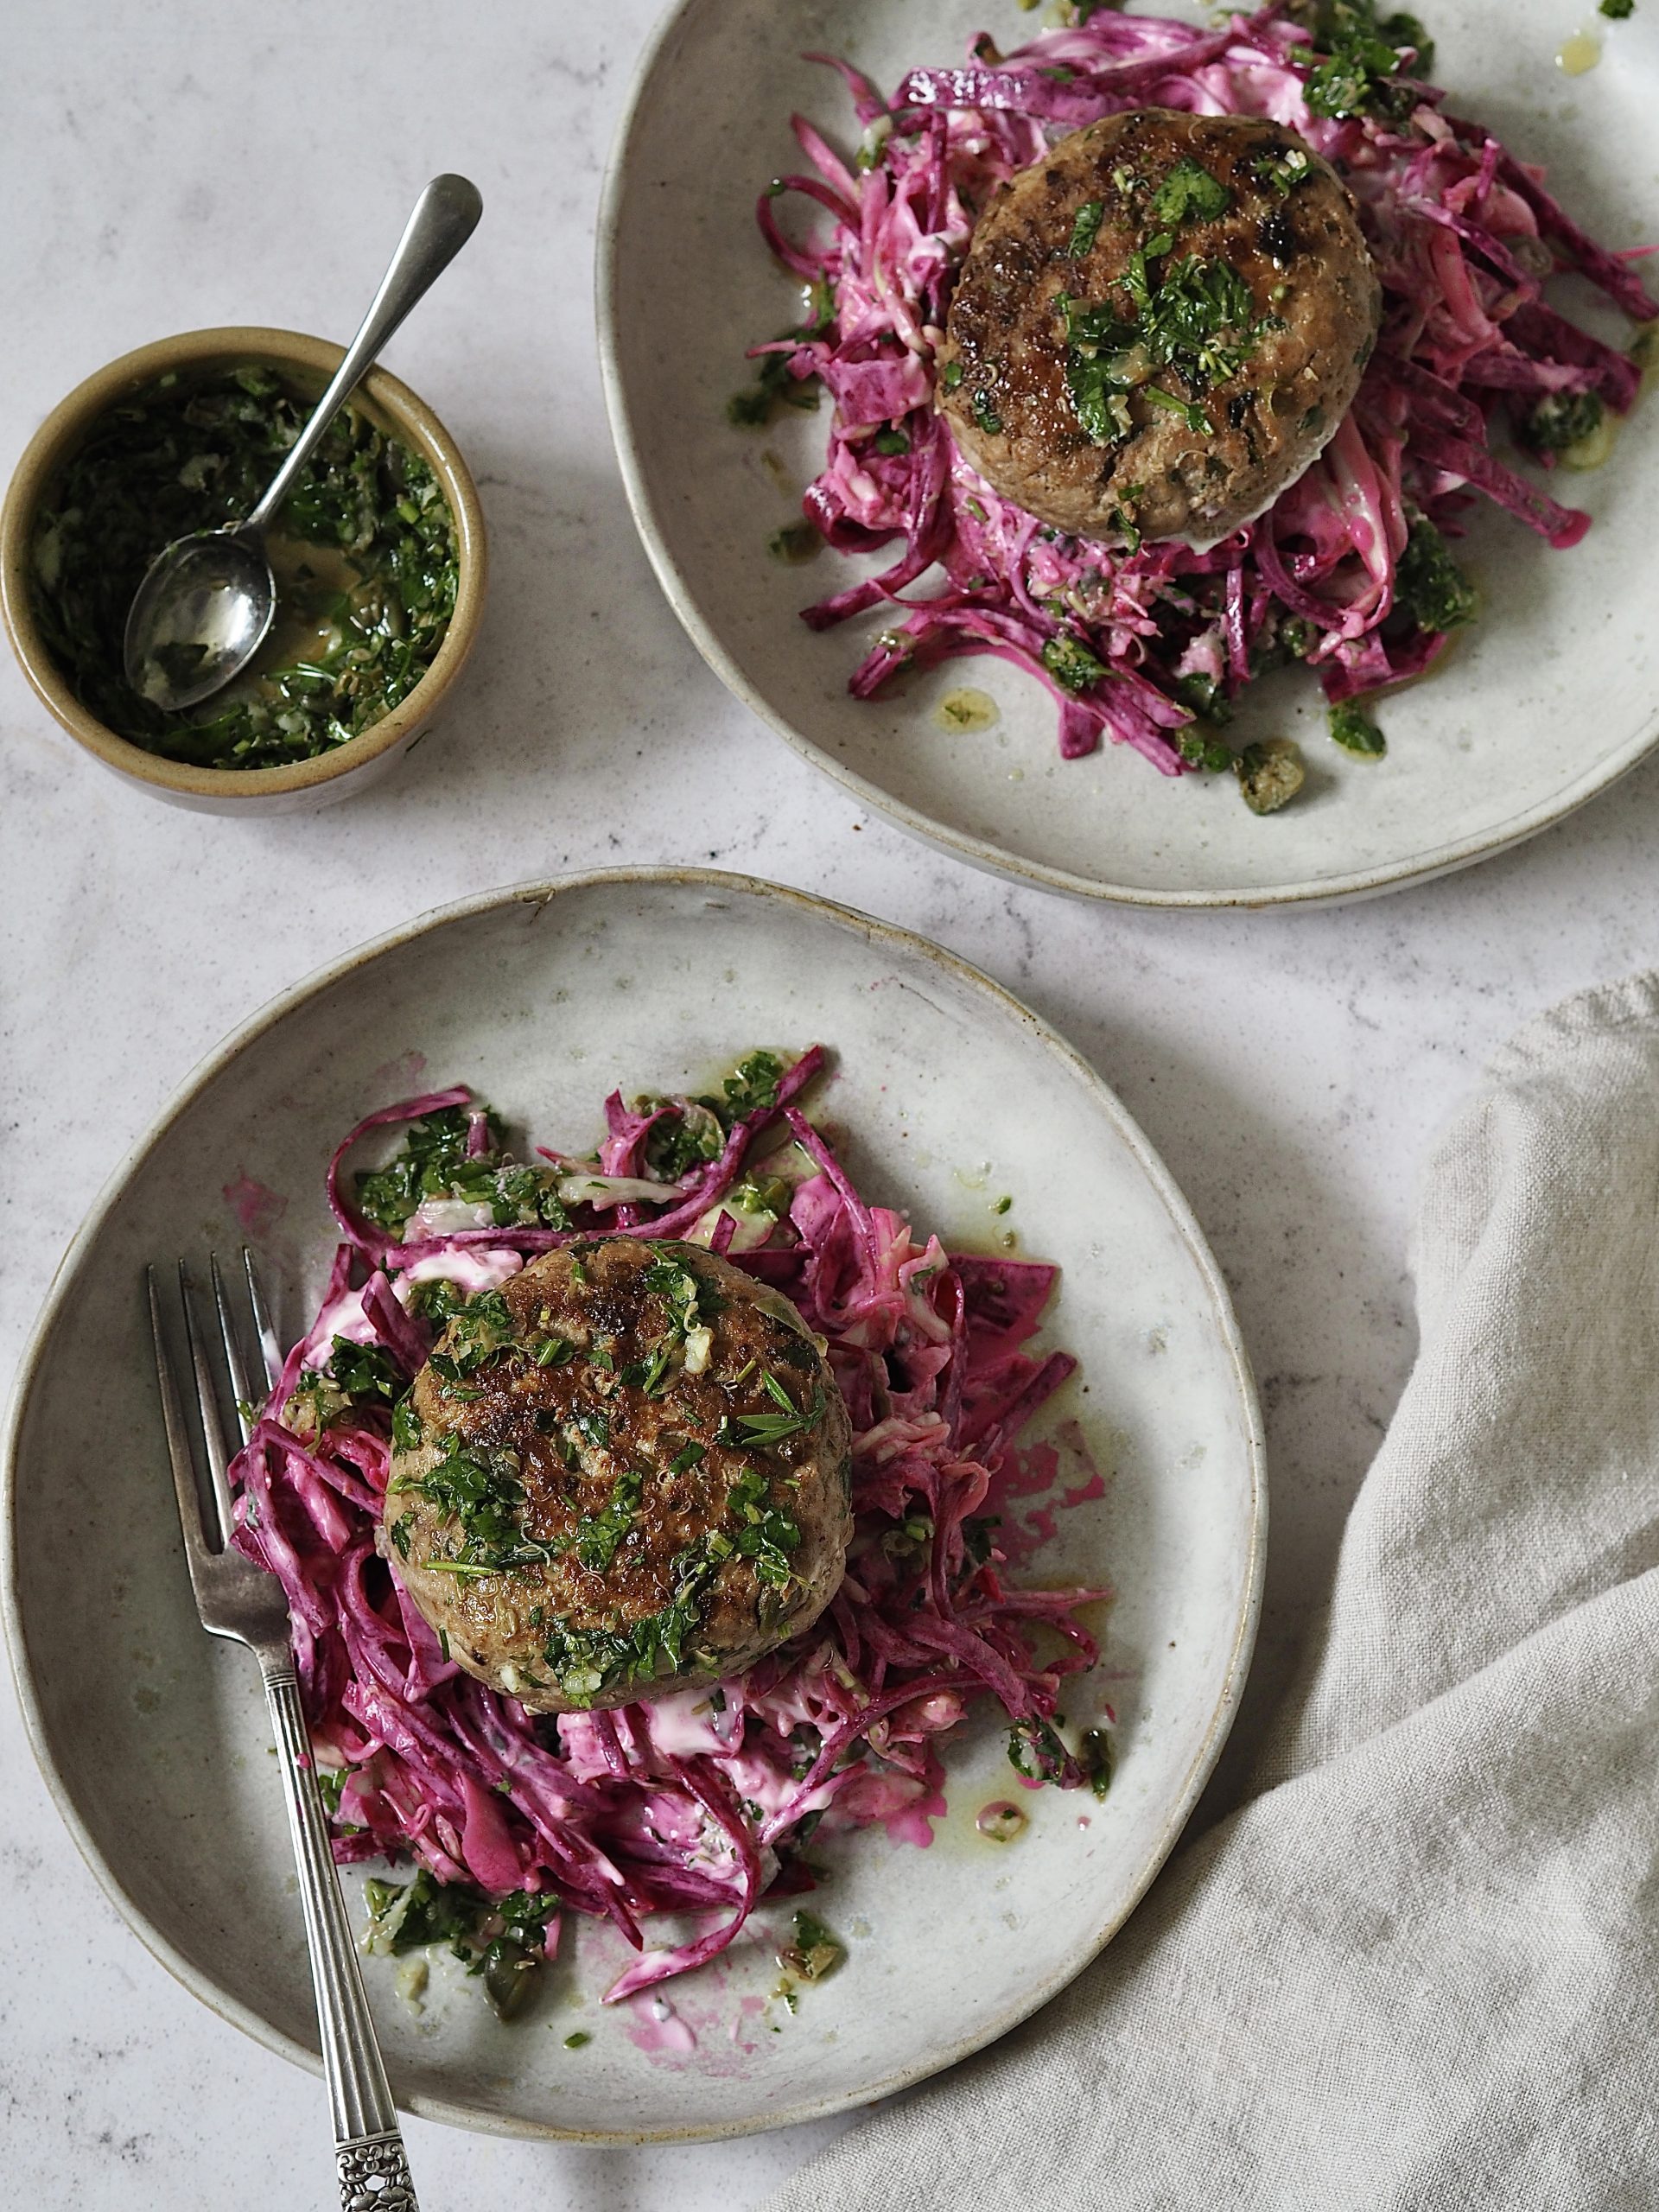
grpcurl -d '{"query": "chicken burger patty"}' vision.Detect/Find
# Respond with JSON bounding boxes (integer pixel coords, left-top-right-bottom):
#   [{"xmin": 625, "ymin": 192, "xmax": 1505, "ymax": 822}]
[
  {"xmin": 938, "ymin": 109, "xmax": 1382, "ymax": 546},
  {"xmin": 384, "ymin": 1238, "xmax": 854, "ymax": 1713}
]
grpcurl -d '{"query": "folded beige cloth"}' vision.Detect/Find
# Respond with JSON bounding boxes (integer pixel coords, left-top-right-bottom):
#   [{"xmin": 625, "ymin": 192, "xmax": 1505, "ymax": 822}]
[{"xmin": 772, "ymin": 975, "xmax": 1659, "ymax": 2212}]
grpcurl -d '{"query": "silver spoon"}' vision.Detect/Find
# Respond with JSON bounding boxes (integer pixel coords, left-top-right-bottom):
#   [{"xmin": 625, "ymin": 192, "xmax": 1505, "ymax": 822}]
[{"xmin": 124, "ymin": 172, "xmax": 482, "ymax": 713}]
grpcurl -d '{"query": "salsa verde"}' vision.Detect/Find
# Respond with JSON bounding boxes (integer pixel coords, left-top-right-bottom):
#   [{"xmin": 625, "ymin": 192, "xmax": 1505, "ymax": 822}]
[{"xmin": 30, "ymin": 363, "xmax": 458, "ymax": 771}]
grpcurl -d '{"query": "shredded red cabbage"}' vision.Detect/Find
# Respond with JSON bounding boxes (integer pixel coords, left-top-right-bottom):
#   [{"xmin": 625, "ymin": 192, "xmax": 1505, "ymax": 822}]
[
  {"xmin": 229, "ymin": 1057, "xmax": 1105, "ymax": 2001},
  {"xmin": 748, "ymin": 4, "xmax": 1655, "ymax": 776}
]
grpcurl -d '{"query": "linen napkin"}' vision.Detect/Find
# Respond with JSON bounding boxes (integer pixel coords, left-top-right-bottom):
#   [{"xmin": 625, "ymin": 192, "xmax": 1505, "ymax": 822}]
[{"xmin": 771, "ymin": 973, "xmax": 1659, "ymax": 2212}]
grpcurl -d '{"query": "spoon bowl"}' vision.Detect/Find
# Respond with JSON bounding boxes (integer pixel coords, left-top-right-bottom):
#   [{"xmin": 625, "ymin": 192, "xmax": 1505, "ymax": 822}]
[{"xmin": 124, "ymin": 528, "xmax": 275, "ymax": 711}]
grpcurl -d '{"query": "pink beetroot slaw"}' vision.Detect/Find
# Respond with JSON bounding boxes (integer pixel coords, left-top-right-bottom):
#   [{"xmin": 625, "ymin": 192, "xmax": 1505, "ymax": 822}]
[
  {"xmin": 229, "ymin": 1051, "xmax": 1105, "ymax": 2002},
  {"xmin": 747, "ymin": 3, "xmax": 1656, "ymax": 775}
]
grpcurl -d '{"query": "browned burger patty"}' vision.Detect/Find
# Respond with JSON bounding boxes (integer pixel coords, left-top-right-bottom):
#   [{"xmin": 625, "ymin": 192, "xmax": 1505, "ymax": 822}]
[
  {"xmin": 938, "ymin": 109, "xmax": 1382, "ymax": 546},
  {"xmin": 383, "ymin": 1239, "xmax": 853, "ymax": 1713}
]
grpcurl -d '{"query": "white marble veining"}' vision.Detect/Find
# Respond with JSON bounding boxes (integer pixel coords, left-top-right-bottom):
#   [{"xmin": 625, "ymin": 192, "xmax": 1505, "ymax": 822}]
[{"xmin": 3, "ymin": 3, "xmax": 1659, "ymax": 2204}]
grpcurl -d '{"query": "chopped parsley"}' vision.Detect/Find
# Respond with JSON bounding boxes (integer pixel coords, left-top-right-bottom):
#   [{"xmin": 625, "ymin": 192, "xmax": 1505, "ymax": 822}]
[
  {"xmin": 489, "ymin": 1164, "xmax": 572, "ymax": 1229},
  {"xmin": 363, "ymin": 1872, "xmax": 557, "ymax": 2021},
  {"xmin": 1329, "ymin": 702, "xmax": 1387, "ymax": 758},
  {"xmin": 1041, "ymin": 630, "xmax": 1109, "ymax": 694},
  {"xmin": 722, "ymin": 1048, "xmax": 785, "ymax": 1118},
  {"xmin": 316, "ymin": 1764, "xmax": 352, "ymax": 1816},
  {"xmin": 873, "ymin": 425, "xmax": 912, "ymax": 455},
  {"xmin": 329, "ymin": 1338, "xmax": 403, "ymax": 1404},
  {"xmin": 429, "ymin": 1290, "xmax": 516, "ymax": 1389},
  {"xmin": 391, "ymin": 1429, "xmax": 560, "ymax": 1576},
  {"xmin": 1177, "ymin": 722, "xmax": 1236, "ymax": 774},
  {"xmin": 1394, "ymin": 517, "xmax": 1478, "ymax": 635},
  {"xmin": 725, "ymin": 1173, "xmax": 791, "ymax": 1232},
  {"xmin": 1150, "ymin": 158, "xmax": 1231, "ymax": 228},
  {"xmin": 1174, "ymin": 671, "xmax": 1233, "ymax": 728},
  {"xmin": 1066, "ymin": 199, "xmax": 1106, "ymax": 258},
  {"xmin": 637, "ymin": 1049, "xmax": 791, "ymax": 1185},
  {"xmin": 1055, "ymin": 251, "xmax": 1262, "ymax": 450},
  {"xmin": 724, "ymin": 1463, "xmax": 804, "ymax": 1586},
  {"xmin": 715, "ymin": 1372, "xmax": 826, "ymax": 1451},
  {"xmin": 531, "ymin": 1421, "xmax": 810, "ymax": 1700},
  {"xmin": 620, "ymin": 1340, "xmax": 676, "ymax": 1395},
  {"xmin": 391, "ymin": 1396, "xmax": 423, "ymax": 1454},
  {"xmin": 1302, "ymin": 3, "xmax": 1431, "ymax": 119},
  {"xmin": 769, "ymin": 519, "xmax": 821, "ymax": 565},
  {"xmin": 1108, "ymin": 505, "xmax": 1143, "ymax": 553},
  {"xmin": 281, "ymin": 1370, "xmax": 349, "ymax": 1441},
  {"xmin": 1601, "ymin": 0, "xmax": 1635, "ymax": 16},
  {"xmin": 406, "ymin": 1275, "xmax": 470, "ymax": 1326},
  {"xmin": 643, "ymin": 1102, "xmax": 722, "ymax": 1181},
  {"xmin": 1305, "ymin": 32, "xmax": 1407, "ymax": 119},
  {"xmin": 572, "ymin": 1465, "xmax": 644, "ymax": 1573},
  {"xmin": 1054, "ymin": 289, "xmax": 1142, "ymax": 445},
  {"xmin": 1254, "ymin": 145, "xmax": 1314, "ymax": 197},
  {"xmin": 728, "ymin": 279, "xmax": 833, "ymax": 427},
  {"xmin": 540, "ymin": 1534, "xmax": 725, "ymax": 1699},
  {"xmin": 639, "ymin": 1251, "xmax": 722, "ymax": 1354},
  {"xmin": 428, "ymin": 1374, "xmax": 488, "ymax": 1406},
  {"xmin": 1144, "ymin": 384, "xmax": 1211, "ymax": 433},
  {"xmin": 1007, "ymin": 1715, "xmax": 1071, "ymax": 1783},
  {"xmin": 356, "ymin": 1109, "xmax": 571, "ymax": 1236},
  {"xmin": 357, "ymin": 1104, "xmax": 483, "ymax": 1230},
  {"xmin": 969, "ymin": 388, "xmax": 1005, "ymax": 437},
  {"xmin": 1517, "ymin": 390, "xmax": 1605, "ymax": 457},
  {"xmin": 1136, "ymin": 256, "xmax": 1262, "ymax": 392},
  {"xmin": 571, "ymin": 1407, "xmax": 612, "ymax": 1454}
]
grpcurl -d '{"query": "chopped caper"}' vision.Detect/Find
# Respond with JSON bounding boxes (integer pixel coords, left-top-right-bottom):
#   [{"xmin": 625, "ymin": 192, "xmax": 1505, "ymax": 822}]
[
  {"xmin": 481, "ymin": 1937, "xmax": 542, "ymax": 2021},
  {"xmin": 1079, "ymin": 1727, "xmax": 1115, "ymax": 1800},
  {"xmin": 1236, "ymin": 736, "xmax": 1306, "ymax": 815},
  {"xmin": 777, "ymin": 1908, "xmax": 846, "ymax": 1984}
]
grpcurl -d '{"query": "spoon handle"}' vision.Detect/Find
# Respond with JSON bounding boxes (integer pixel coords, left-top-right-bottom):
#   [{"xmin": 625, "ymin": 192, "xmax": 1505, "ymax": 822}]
[{"xmin": 245, "ymin": 173, "xmax": 482, "ymax": 533}]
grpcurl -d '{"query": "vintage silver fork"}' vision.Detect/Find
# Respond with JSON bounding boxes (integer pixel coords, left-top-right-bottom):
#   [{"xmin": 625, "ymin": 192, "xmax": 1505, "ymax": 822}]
[{"xmin": 147, "ymin": 1250, "xmax": 420, "ymax": 2212}]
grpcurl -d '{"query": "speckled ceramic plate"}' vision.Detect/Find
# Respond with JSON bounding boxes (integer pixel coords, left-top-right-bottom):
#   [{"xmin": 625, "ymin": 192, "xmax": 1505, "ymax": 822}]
[
  {"xmin": 599, "ymin": 1, "xmax": 1659, "ymax": 908},
  {"xmin": 3, "ymin": 870, "xmax": 1263, "ymax": 2141}
]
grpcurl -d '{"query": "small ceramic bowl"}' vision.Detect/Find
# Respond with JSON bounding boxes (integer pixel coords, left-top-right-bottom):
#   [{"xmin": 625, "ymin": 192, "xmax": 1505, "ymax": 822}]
[{"xmin": 0, "ymin": 326, "xmax": 487, "ymax": 814}]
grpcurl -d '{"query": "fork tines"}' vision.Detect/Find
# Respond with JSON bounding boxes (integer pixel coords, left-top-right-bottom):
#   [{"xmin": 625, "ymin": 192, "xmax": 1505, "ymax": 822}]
[{"xmin": 147, "ymin": 1249, "xmax": 289, "ymax": 1647}]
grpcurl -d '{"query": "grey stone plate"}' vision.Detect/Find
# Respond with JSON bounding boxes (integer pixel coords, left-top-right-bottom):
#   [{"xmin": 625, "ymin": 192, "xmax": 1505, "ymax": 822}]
[
  {"xmin": 599, "ymin": 0, "xmax": 1659, "ymax": 907},
  {"xmin": 3, "ymin": 870, "xmax": 1263, "ymax": 2139}
]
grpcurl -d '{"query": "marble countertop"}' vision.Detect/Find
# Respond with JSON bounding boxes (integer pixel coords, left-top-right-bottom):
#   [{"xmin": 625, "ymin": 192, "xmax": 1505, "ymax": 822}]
[{"xmin": 4, "ymin": 2, "xmax": 1659, "ymax": 2203}]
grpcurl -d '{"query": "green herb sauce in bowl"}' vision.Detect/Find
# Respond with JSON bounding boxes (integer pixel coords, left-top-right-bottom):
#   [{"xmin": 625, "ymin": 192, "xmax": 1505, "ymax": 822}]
[
  {"xmin": 30, "ymin": 364, "xmax": 459, "ymax": 772},
  {"xmin": 0, "ymin": 326, "xmax": 486, "ymax": 811}
]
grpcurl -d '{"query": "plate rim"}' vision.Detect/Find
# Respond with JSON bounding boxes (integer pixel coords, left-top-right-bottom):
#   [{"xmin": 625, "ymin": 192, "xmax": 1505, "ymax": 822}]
[
  {"xmin": 594, "ymin": 0, "xmax": 1659, "ymax": 913},
  {"xmin": 1, "ymin": 865, "xmax": 1267, "ymax": 2142}
]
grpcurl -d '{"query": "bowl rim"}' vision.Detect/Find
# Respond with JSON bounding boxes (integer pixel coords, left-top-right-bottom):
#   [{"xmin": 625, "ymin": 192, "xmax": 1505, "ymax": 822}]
[
  {"xmin": 0, "ymin": 324, "xmax": 487, "ymax": 800},
  {"xmin": 0, "ymin": 863, "xmax": 1267, "ymax": 2144},
  {"xmin": 593, "ymin": 0, "xmax": 1659, "ymax": 912}
]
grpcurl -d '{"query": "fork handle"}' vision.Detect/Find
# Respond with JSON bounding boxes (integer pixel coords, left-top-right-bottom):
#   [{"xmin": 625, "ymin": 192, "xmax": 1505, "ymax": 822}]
[{"xmin": 263, "ymin": 1662, "xmax": 420, "ymax": 2210}]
